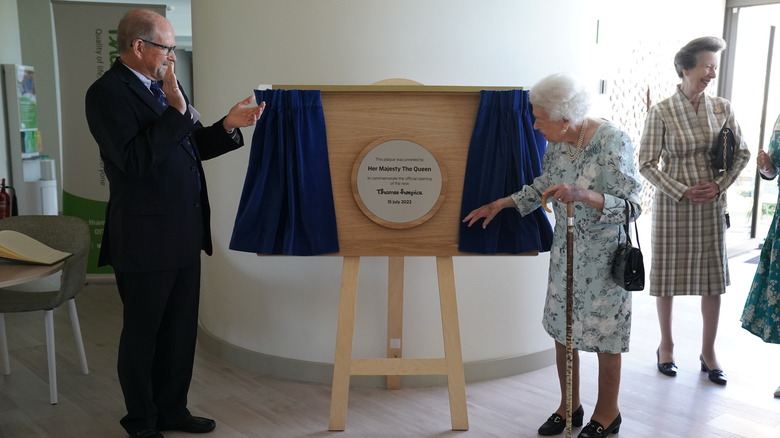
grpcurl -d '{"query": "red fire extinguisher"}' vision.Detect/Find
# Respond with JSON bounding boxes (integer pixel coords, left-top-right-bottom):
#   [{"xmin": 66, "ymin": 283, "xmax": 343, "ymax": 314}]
[{"xmin": 0, "ymin": 178, "xmax": 12, "ymax": 219}]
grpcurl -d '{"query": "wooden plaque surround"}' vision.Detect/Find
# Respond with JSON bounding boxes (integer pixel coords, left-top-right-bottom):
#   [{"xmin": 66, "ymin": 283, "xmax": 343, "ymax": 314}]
[{"xmin": 272, "ymin": 83, "xmax": 527, "ymax": 432}]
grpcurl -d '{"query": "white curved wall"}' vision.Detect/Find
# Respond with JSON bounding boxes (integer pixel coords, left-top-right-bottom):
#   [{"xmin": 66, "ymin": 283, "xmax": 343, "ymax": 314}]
[{"xmin": 189, "ymin": 0, "xmax": 724, "ymax": 370}]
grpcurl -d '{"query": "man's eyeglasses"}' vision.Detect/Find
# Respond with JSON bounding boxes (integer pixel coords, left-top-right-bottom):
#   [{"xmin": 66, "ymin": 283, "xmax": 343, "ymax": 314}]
[{"xmin": 139, "ymin": 39, "xmax": 176, "ymax": 56}]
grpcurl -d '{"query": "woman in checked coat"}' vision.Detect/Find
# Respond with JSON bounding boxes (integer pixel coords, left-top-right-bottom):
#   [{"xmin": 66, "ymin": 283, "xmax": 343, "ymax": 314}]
[{"xmin": 639, "ymin": 36, "xmax": 750, "ymax": 385}]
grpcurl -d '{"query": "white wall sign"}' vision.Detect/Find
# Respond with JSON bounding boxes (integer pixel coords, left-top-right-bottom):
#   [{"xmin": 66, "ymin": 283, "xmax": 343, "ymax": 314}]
[{"xmin": 352, "ymin": 139, "xmax": 445, "ymax": 229}]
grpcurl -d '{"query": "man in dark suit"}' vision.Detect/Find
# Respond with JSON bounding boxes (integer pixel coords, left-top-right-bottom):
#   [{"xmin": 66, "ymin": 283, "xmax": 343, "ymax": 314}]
[{"xmin": 85, "ymin": 9, "xmax": 264, "ymax": 438}]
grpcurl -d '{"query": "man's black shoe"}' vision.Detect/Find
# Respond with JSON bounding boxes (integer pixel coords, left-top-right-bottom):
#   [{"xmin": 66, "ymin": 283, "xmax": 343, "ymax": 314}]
[
  {"xmin": 129, "ymin": 430, "xmax": 163, "ymax": 438},
  {"xmin": 159, "ymin": 416, "xmax": 216, "ymax": 434}
]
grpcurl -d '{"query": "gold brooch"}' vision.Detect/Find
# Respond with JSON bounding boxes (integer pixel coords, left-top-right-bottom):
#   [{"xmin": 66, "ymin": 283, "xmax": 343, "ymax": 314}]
[{"xmin": 713, "ymin": 108, "xmax": 723, "ymax": 114}]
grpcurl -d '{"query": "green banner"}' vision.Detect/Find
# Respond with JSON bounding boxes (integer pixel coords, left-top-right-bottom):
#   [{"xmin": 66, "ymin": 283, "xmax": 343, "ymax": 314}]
[
  {"xmin": 63, "ymin": 191, "xmax": 113, "ymax": 274},
  {"xmin": 52, "ymin": 2, "xmax": 165, "ymax": 274}
]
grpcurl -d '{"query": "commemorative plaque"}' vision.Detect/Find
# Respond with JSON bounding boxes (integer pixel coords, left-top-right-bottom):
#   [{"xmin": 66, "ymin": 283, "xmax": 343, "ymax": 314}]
[{"xmin": 352, "ymin": 139, "xmax": 445, "ymax": 229}]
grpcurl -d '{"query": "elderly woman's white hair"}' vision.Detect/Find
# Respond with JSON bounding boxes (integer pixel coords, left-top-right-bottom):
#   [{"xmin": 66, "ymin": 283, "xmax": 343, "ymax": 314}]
[{"xmin": 529, "ymin": 73, "xmax": 592, "ymax": 125}]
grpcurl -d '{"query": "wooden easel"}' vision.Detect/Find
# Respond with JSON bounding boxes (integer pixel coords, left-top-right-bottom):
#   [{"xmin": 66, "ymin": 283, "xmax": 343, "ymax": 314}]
[
  {"xmin": 270, "ymin": 83, "xmax": 522, "ymax": 432},
  {"xmin": 328, "ymin": 255, "xmax": 468, "ymax": 431}
]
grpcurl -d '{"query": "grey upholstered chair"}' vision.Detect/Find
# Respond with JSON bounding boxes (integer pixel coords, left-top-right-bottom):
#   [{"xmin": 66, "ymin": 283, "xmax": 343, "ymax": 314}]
[{"xmin": 0, "ymin": 215, "xmax": 90, "ymax": 404}]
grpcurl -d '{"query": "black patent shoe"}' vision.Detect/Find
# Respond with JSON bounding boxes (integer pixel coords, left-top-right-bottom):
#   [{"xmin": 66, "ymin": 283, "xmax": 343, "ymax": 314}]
[
  {"xmin": 656, "ymin": 348, "xmax": 677, "ymax": 377},
  {"xmin": 578, "ymin": 413, "xmax": 621, "ymax": 438},
  {"xmin": 538, "ymin": 405, "xmax": 584, "ymax": 436},
  {"xmin": 700, "ymin": 355, "xmax": 727, "ymax": 385}
]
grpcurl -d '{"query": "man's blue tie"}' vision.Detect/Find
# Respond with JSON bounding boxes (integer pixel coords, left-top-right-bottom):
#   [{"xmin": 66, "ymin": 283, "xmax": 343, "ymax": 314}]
[
  {"xmin": 150, "ymin": 81, "xmax": 201, "ymax": 191},
  {"xmin": 149, "ymin": 81, "xmax": 168, "ymax": 108}
]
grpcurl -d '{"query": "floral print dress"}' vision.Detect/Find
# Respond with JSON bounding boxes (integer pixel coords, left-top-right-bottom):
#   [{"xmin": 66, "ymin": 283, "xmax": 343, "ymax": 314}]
[
  {"xmin": 510, "ymin": 121, "xmax": 643, "ymax": 353},
  {"xmin": 742, "ymin": 114, "xmax": 780, "ymax": 344}
]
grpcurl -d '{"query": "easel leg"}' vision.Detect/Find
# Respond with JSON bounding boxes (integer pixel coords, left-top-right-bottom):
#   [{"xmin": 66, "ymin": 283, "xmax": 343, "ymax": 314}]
[
  {"xmin": 328, "ymin": 256, "xmax": 361, "ymax": 431},
  {"xmin": 386, "ymin": 256, "xmax": 404, "ymax": 390},
  {"xmin": 436, "ymin": 256, "xmax": 469, "ymax": 431}
]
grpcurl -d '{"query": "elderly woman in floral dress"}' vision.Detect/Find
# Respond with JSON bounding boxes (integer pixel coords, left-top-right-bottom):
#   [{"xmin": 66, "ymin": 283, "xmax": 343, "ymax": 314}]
[{"xmin": 464, "ymin": 72, "xmax": 642, "ymax": 438}]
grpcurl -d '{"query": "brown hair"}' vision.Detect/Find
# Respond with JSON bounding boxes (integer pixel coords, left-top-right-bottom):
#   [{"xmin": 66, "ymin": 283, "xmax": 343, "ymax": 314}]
[{"xmin": 674, "ymin": 36, "xmax": 726, "ymax": 78}]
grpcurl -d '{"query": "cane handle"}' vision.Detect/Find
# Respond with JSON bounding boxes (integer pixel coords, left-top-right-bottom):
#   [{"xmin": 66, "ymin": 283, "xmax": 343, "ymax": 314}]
[
  {"xmin": 541, "ymin": 192, "xmax": 574, "ymax": 218},
  {"xmin": 541, "ymin": 192, "xmax": 554, "ymax": 213}
]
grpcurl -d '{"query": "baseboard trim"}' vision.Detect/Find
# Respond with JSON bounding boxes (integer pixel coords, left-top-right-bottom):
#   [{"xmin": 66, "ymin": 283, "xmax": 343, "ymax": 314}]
[{"xmin": 197, "ymin": 325, "xmax": 554, "ymax": 387}]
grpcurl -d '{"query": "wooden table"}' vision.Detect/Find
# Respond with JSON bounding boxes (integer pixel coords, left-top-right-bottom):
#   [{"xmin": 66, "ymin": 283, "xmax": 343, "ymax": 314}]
[{"xmin": 0, "ymin": 261, "xmax": 65, "ymax": 288}]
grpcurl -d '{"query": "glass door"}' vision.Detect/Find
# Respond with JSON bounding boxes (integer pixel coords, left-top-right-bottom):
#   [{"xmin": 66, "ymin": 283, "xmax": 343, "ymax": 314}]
[{"xmin": 725, "ymin": 4, "xmax": 780, "ymax": 251}]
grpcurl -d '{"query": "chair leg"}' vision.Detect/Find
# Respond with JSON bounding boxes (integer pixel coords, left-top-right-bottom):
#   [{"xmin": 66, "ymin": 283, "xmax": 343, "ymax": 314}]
[
  {"xmin": 0, "ymin": 313, "xmax": 9, "ymax": 375},
  {"xmin": 44, "ymin": 309, "xmax": 57, "ymax": 405},
  {"xmin": 67, "ymin": 298, "xmax": 89, "ymax": 375}
]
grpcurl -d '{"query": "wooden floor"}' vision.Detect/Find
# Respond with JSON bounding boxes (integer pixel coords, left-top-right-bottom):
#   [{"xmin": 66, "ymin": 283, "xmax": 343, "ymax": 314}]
[{"xmin": 1, "ymin": 249, "xmax": 780, "ymax": 438}]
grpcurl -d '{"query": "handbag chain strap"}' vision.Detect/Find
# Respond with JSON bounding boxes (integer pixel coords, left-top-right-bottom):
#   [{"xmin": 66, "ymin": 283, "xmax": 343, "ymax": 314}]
[
  {"xmin": 721, "ymin": 128, "xmax": 729, "ymax": 172},
  {"xmin": 623, "ymin": 200, "xmax": 641, "ymax": 249}
]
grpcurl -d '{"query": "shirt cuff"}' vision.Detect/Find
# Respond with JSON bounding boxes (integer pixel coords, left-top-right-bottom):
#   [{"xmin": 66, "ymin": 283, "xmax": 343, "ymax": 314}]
[
  {"xmin": 760, "ymin": 168, "xmax": 778, "ymax": 180},
  {"xmin": 226, "ymin": 127, "xmax": 240, "ymax": 142}
]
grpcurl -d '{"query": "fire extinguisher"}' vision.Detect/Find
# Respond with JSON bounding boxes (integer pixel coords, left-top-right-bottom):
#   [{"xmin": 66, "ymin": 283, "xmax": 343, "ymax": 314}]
[{"xmin": 0, "ymin": 178, "xmax": 12, "ymax": 219}]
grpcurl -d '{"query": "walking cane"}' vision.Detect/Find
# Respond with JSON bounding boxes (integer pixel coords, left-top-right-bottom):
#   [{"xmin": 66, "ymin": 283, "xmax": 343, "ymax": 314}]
[{"xmin": 541, "ymin": 193, "xmax": 574, "ymax": 438}]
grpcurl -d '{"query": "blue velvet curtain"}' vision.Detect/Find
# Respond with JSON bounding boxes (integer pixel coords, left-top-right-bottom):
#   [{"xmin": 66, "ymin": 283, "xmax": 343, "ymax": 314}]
[
  {"xmin": 230, "ymin": 89, "xmax": 339, "ymax": 256},
  {"xmin": 458, "ymin": 90, "xmax": 553, "ymax": 254}
]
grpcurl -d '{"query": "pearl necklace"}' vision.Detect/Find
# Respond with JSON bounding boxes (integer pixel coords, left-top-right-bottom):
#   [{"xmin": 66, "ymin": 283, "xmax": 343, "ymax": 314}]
[{"xmin": 566, "ymin": 119, "xmax": 589, "ymax": 161}]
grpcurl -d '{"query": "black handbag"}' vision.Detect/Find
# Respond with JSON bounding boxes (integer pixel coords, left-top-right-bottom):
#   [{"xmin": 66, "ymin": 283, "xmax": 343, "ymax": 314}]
[
  {"xmin": 711, "ymin": 123, "xmax": 736, "ymax": 173},
  {"xmin": 612, "ymin": 200, "xmax": 645, "ymax": 291}
]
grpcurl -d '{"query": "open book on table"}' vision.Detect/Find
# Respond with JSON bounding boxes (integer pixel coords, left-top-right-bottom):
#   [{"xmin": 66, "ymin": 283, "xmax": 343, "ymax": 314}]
[{"xmin": 0, "ymin": 230, "xmax": 72, "ymax": 265}]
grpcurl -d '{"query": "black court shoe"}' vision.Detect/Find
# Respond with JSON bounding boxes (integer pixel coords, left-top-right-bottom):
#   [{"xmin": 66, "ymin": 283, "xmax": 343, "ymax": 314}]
[
  {"xmin": 656, "ymin": 348, "xmax": 678, "ymax": 377},
  {"xmin": 578, "ymin": 413, "xmax": 621, "ymax": 438},
  {"xmin": 538, "ymin": 405, "xmax": 584, "ymax": 436},
  {"xmin": 700, "ymin": 354, "xmax": 727, "ymax": 385}
]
